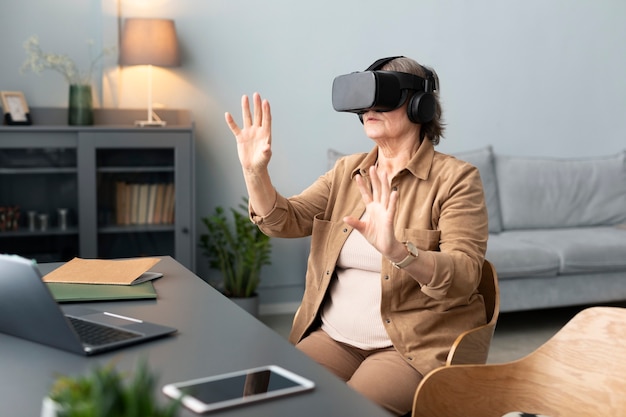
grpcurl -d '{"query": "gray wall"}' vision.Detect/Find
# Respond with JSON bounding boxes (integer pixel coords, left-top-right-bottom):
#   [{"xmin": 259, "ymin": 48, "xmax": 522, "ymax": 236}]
[{"xmin": 2, "ymin": 0, "xmax": 625, "ymax": 313}]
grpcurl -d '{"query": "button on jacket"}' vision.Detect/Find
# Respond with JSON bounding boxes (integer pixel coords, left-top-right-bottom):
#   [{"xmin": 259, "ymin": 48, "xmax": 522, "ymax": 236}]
[{"xmin": 250, "ymin": 139, "xmax": 489, "ymax": 376}]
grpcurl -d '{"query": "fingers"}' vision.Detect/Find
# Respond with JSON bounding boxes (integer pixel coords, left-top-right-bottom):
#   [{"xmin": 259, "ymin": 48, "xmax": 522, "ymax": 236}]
[
  {"xmin": 242, "ymin": 94, "xmax": 252, "ymax": 127},
  {"xmin": 387, "ymin": 185, "xmax": 399, "ymax": 219},
  {"xmin": 343, "ymin": 215, "xmax": 365, "ymax": 233},
  {"xmin": 232, "ymin": 93, "xmax": 270, "ymax": 129},
  {"xmin": 262, "ymin": 98, "xmax": 272, "ymax": 145},
  {"xmin": 253, "ymin": 92, "xmax": 262, "ymax": 126},
  {"xmin": 225, "ymin": 93, "xmax": 272, "ymax": 141},
  {"xmin": 354, "ymin": 174, "xmax": 372, "ymax": 204},
  {"xmin": 224, "ymin": 112, "xmax": 241, "ymax": 136},
  {"xmin": 368, "ymin": 166, "xmax": 391, "ymax": 209},
  {"xmin": 369, "ymin": 166, "xmax": 382, "ymax": 205},
  {"xmin": 349, "ymin": 168, "xmax": 398, "ymax": 251}
]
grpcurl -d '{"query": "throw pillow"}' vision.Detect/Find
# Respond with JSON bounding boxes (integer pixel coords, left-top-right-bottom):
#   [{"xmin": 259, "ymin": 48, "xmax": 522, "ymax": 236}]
[
  {"xmin": 495, "ymin": 151, "xmax": 626, "ymax": 229},
  {"xmin": 453, "ymin": 146, "xmax": 503, "ymax": 233}
]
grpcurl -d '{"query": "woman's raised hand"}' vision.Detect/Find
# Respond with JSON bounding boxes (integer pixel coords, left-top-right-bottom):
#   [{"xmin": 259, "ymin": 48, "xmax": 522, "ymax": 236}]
[
  {"xmin": 225, "ymin": 92, "xmax": 272, "ymax": 174},
  {"xmin": 344, "ymin": 166, "xmax": 400, "ymax": 257}
]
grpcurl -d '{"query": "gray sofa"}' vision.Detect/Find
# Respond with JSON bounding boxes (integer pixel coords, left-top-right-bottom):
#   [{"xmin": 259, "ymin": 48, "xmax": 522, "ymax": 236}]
[{"xmin": 457, "ymin": 146, "xmax": 626, "ymax": 312}]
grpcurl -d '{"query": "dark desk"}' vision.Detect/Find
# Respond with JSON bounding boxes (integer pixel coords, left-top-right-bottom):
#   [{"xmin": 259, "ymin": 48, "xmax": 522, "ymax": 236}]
[{"xmin": 0, "ymin": 256, "xmax": 391, "ymax": 416}]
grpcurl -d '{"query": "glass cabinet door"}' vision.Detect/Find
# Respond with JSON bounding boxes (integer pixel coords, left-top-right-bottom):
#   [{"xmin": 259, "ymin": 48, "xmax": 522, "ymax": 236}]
[
  {"xmin": 78, "ymin": 131, "xmax": 193, "ymax": 270},
  {"xmin": 96, "ymin": 147, "xmax": 177, "ymax": 259},
  {"xmin": 0, "ymin": 134, "xmax": 79, "ymax": 262}
]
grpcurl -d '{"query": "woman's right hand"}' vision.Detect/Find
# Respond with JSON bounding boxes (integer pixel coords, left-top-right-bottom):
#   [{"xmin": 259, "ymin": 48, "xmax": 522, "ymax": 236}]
[
  {"xmin": 225, "ymin": 92, "xmax": 277, "ymax": 217},
  {"xmin": 225, "ymin": 92, "xmax": 272, "ymax": 175}
]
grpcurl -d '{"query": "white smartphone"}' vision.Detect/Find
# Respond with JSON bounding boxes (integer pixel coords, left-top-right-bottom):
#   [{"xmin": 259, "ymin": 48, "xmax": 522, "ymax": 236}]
[{"xmin": 162, "ymin": 365, "xmax": 315, "ymax": 413}]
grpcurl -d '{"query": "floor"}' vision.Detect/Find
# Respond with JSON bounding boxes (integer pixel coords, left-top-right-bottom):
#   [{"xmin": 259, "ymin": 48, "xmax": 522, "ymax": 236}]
[{"xmin": 260, "ymin": 301, "xmax": 626, "ymax": 364}]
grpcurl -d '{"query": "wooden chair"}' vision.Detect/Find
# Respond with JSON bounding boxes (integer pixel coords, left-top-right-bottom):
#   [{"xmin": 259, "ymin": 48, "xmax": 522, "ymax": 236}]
[
  {"xmin": 446, "ymin": 259, "xmax": 500, "ymax": 365},
  {"xmin": 401, "ymin": 260, "xmax": 500, "ymax": 417},
  {"xmin": 412, "ymin": 306, "xmax": 626, "ymax": 417}
]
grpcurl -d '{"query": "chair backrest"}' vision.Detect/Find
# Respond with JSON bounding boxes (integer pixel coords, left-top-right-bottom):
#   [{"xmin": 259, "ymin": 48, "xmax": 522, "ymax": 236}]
[
  {"xmin": 413, "ymin": 306, "xmax": 626, "ymax": 417},
  {"xmin": 445, "ymin": 259, "xmax": 500, "ymax": 365}
]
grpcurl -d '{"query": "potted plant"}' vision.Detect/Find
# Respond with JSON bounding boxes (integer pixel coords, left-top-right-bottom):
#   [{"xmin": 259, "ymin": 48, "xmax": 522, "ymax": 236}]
[
  {"xmin": 199, "ymin": 197, "xmax": 272, "ymax": 314},
  {"xmin": 41, "ymin": 360, "xmax": 180, "ymax": 417}
]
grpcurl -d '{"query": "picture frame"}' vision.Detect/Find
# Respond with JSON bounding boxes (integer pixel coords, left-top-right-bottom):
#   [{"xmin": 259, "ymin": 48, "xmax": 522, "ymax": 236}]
[{"xmin": 0, "ymin": 91, "xmax": 32, "ymax": 125}]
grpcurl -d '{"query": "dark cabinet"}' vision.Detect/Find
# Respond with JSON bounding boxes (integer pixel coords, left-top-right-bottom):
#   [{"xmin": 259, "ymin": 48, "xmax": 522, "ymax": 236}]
[{"xmin": 0, "ymin": 108, "xmax": 195, "ymax": 271}]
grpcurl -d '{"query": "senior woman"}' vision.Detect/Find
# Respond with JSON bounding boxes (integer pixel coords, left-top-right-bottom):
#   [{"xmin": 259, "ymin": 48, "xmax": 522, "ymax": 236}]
[{"xmin": 224, "ymin": 56, "xmax": 488, "ymax": 416}]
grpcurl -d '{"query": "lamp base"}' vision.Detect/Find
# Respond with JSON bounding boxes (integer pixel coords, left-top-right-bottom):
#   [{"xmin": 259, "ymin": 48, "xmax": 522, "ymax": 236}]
[{"xmin": 134, "ymin": 120, "xmax": 167, "ymax": 127}]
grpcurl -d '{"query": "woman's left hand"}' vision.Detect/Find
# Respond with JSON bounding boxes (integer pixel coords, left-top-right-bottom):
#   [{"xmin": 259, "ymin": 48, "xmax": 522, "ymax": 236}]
[{"xmin": 343, "ymin": 166, "xmax": 401, "ymax": 259}]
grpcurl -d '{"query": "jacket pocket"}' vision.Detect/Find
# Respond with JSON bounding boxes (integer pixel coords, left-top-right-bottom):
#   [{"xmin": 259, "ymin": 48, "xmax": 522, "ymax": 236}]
[
  {"xmin": 311, "ymin": 213, "xmax": 334, "ymax": 254},
  {"xmin": 309, "ymin": 214, "xmax": 341, "ymax": 289},
  {"xmin": 401, "ymin": 228, "xmax": 441, "ymax": 251},
  {"xmin": 396, "ymin": 229, "xmax": 441, "ymax": 305}
]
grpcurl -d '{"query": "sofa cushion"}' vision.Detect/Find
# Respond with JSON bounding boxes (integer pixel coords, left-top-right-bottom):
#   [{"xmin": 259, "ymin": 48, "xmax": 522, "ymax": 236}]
[
  {"xmin": 495, "ymin": 151, "xmax": 626, "ymax": 230},
  {"xmin": 486, "ymin": 233, "xmax": 560, "ymax": 279},
  {"xmin": 327, "ymin": 148, "xmax": 346, "ymax": 171},
  {"xmin": 504, "ymin": 226, "xmax": 626, "ymax": 274},
  {"xmin": 454, "ymin": 146, "xmax": 502, "ymax": 233}
]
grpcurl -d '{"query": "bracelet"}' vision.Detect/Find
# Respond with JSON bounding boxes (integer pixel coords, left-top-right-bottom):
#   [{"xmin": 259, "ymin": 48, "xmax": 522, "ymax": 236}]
[{"xmin": 391, "ymin": 241, "xmax": 419, "ymax": 269}]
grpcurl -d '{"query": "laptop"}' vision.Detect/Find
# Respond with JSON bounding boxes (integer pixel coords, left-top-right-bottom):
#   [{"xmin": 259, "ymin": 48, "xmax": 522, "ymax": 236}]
[{"xmin": 0, "ymin": 254, "xmax": 177, "ymax": 355}]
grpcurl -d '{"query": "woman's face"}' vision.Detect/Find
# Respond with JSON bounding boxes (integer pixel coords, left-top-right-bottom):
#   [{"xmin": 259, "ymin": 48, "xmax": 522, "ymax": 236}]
[{"xmin": 362, "ymin": 101, "xmax": 420, "ymax": 143}]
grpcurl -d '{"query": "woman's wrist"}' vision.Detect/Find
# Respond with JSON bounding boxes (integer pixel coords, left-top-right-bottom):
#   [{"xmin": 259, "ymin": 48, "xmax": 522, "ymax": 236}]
[
  {"xmin": 243, "ymin": 168, "xmax": 276, "ymax": 217},
  {"xmin": 387, "ymin": 240, "xmax": 410, "ymax": 264},
  {"xmin": 389, "ymin": 241, "xmax": 419, "ymax": 269}
]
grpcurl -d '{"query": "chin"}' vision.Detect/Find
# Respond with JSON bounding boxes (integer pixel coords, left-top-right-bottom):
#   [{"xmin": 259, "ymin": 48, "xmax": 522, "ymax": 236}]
[{"xmin": 364, "ymin": 124, "xmax": 383, "ymax": 138}]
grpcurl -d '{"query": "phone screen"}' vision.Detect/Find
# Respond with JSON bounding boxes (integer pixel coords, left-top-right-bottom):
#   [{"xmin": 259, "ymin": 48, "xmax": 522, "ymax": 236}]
[
  {"xmin": 184, "ymin": 369, "xmax": 297, "ymax": 403},
  {"xmin": 163, "ymin": 366, "xmax": 315, "ymax": 413}
]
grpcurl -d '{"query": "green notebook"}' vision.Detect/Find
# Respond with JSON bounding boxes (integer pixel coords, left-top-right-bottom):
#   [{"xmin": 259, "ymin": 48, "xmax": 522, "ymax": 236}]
[{"xmin": 47, "ymin": 281, "xmax": 157, "ymax": 303}]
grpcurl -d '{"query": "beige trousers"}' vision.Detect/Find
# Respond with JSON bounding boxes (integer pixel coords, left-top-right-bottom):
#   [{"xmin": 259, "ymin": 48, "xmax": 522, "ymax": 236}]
[{"xmin": 296, "ymin": 329, "xmax": 423, "ymax": 416}]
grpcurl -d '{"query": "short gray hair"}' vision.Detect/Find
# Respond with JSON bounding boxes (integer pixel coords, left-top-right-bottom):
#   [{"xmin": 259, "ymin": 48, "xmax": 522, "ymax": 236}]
[{"xmin": 381, "ymin": 57, "xmax": 445, "ymax": 145}]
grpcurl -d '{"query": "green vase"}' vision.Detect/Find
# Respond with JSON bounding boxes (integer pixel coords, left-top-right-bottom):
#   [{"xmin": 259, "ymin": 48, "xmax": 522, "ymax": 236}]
[{"xmin": 68, "ymin": 84, "xmax": 93, "ymax": 126}]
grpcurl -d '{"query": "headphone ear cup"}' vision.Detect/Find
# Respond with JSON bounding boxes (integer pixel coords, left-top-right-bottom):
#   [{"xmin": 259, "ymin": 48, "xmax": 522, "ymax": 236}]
[{"xmin": 407, "ymin": 92, "xmax": 436, "ymax": 124}]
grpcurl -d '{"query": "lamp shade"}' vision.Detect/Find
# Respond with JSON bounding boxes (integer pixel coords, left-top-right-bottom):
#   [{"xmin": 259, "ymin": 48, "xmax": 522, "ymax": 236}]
[{"xmin": 119, "ymin": 18, "xmax": 180, "ymax": 67}]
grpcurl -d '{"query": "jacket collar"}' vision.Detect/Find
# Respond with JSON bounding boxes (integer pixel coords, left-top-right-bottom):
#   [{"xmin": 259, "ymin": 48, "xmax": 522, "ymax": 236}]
[{"xmin": 351, "ymin": 139, "xmax": 435, "ymax": 180}]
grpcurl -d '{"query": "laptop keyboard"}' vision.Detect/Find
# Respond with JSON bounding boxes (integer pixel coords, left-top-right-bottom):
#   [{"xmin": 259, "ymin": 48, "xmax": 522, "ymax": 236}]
[{"xmin": 67, "ymin": 316, "xmax": 141, "ymax": 346}]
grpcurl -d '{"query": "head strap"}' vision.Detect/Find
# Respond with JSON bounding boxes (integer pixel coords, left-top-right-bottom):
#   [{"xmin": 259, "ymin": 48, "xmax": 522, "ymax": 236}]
[{"xmin": 365, "ymin": 56, "xmax": 404, "ymax": 71}]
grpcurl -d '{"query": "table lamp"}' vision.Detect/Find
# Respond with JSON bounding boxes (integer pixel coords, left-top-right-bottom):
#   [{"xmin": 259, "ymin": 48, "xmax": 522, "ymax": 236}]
[{"xmin": 119, "ymin": 18, "xmax": 180, "ymax": 127}]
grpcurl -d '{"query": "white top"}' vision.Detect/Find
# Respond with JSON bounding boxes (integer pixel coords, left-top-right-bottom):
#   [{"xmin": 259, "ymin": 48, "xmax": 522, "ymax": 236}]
[{"xmin": 321, "ymin": 228, "xmax": 392, "ymax": 349}]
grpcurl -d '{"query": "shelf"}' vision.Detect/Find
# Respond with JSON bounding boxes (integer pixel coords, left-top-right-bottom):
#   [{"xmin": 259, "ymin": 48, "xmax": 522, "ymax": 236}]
[
  {"xmin": 0, "ymin": 227, "xmax": 79, "ymax": 237},
  {"xmin": 99, "ymin": 224, "xmax": 175, "ymax": 234},
  {"xmin": 0, "ymin": 167, "xmax": 77, "ymax": 175},
  {"xmin": 0, "ymin": 148, "xmax": 77, "ymax": 170},
  {"xmin": 98, "ymin": 166, "xmax": 175, "ymax": 173}
]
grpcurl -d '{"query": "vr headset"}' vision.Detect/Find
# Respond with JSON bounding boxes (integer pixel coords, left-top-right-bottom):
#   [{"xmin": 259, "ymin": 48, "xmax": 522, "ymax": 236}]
[{"xmin": 331, "ymin": 56, "xmax": 438, "ymax": 124}]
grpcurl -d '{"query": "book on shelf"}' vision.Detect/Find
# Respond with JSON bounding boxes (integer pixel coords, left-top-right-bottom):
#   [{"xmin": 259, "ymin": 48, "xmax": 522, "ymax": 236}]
[
  {"xmin": 137, "ymin": 183, "xmax": 149, "ymax": 224},
  {"xmin": 130, "ymin": 183, "xmax": 140, "ymax": 224},
  {"xmin": 153, "ymin": 183, "xmax": 166, "ymax": 224},
  {"xmin": 115, "ymin": 181, "xmax": 175, "ymax": 226},
  {"xmin": 164, "ymin": 182, "xmax": 175, "ymax": 224},
  {"xmin": 115, "ymin": 181, "xmax": 126, "ymax": 225},
  {"xmin": 146, "ymin": 183, "xmax": 158, "ymax": 224}
]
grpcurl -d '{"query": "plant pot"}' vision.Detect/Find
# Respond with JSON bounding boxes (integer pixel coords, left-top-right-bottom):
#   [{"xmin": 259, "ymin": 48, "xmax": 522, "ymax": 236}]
[
  {"xmin": 68, "ymin": 84, "xmax": 93, "ymax": 126},
  {"xmin": 40, "ymin": 397, "xmax": 62, "ymax": 417},
  {"xmin": 230, "ymin": 295, "xmax": 259, "ymax": 317}
]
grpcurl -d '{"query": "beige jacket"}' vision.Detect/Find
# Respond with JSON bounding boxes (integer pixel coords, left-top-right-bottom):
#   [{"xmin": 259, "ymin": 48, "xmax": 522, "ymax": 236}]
[{"xmin": 251, "ymin": 140, "xmax": 489, "ymax": 375}]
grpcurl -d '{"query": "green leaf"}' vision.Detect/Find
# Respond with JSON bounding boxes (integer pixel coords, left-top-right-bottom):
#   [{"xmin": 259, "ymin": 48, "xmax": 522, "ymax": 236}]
[
  {"xmin": 199, "ymin": 197, "xmax": 272, "ymax": 298},
  {"xmin": 48, "ymin": 359, "xmax": 181, "ymax": 417}
]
